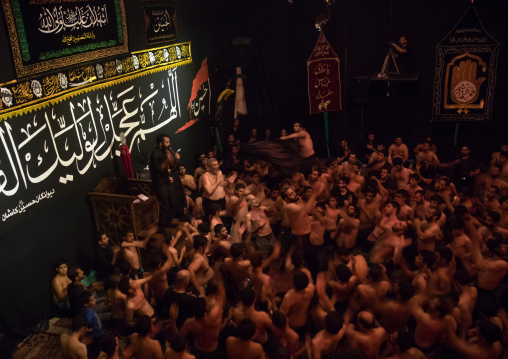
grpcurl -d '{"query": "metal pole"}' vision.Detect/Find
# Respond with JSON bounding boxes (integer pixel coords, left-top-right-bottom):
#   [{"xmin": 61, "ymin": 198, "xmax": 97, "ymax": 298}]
[{"xmin": 324, "ymin": 111, "xmax": 330, "ymax": 158}]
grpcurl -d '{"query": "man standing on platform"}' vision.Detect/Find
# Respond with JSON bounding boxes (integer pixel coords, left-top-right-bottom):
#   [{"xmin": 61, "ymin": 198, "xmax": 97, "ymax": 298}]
[
  {"xmin": 150, "ymin": 134, "xmax": 179, "ymax": 230},
  {"xmin": 280, "ymin": 122, "xmax": 317, "ymax": 176}
]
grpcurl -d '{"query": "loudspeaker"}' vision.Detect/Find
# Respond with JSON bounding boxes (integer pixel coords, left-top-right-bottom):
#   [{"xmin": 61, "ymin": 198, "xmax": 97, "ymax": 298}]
[{"xmin": 353, "ymin": 76, "xmax": 369, "ymax": 105}]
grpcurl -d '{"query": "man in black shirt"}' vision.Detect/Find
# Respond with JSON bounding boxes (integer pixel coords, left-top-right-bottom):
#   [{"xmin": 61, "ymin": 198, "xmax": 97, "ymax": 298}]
[
  {"xmin": 161, "ymin": 270, "xmax": 197, "ymax": 328},
  {"xmin": 150, "ymin": 134, "xmax": 179, "ymax": 230},
  {"xmin": 444, "ymin": 145, "xmax": 480, "ymax": 189},
  {"xmin": 94, "ymin": 233, "xmax": 120, "ymax": 281}
]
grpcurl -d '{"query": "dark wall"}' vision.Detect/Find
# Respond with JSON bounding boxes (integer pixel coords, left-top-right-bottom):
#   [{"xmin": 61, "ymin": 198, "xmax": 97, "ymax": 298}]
[
  {"xmin": 0, "ymin": 0, "xmax": 213, "ymax": 336},
  {"xmin": 209, "ymin": 0, "xmax": 508, "ymax": 163}
]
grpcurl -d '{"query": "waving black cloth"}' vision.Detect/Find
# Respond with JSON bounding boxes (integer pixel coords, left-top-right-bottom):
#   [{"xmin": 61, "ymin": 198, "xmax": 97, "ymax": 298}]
[{"xmin": 239, "ymin": 140, "xmax": 302, "ymax": 169}]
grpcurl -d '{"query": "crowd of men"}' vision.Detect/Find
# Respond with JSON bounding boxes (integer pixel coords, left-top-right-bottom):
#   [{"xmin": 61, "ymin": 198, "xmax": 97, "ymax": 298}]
[{"xmin": 51, "ymin": 121, "xmax": 508, "ymax": 359}]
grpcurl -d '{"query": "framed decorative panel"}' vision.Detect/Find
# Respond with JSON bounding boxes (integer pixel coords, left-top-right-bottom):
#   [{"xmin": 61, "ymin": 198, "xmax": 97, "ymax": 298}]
[{"xmin": 2, "ymin": 0, "xmax": 129, "ymax": 78}]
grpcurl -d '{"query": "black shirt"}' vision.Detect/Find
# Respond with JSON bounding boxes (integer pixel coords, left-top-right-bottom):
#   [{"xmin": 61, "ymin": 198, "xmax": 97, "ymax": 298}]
[
  {"xmin": 161, "ymin": 289, "xmax": 198, "ymax": 328},
  {"xmin": 94, "ymin": 246, "xmax": 115, "ymax": 281},
  {"xmin": 150, "ymin": 147, "xmax": 171, "ymax": 185},
  {"xmin": 330, "ymin": 187, "xmax": 356, "ymax": 206},
  {"xmin": 67, "ymin": 283, "xmax": 86, "ymax": 317}
]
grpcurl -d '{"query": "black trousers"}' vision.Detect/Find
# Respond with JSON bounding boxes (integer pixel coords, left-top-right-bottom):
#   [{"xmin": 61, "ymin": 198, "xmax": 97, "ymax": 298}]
[{"xmin": 154, "ymin": 182, "xmax": 177, "ymax": 229}]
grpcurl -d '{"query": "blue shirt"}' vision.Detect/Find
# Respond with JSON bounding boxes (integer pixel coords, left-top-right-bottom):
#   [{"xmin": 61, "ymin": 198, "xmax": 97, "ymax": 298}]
[{"xmin": 82, "ymin": 307, "xmax": 103, "ymax": 338}]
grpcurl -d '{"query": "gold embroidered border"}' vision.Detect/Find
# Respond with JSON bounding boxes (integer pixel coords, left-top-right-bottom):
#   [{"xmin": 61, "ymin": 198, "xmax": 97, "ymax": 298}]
[{"xmin": 0, "ymin": 42, "xmax": 192, "ymax": 121}]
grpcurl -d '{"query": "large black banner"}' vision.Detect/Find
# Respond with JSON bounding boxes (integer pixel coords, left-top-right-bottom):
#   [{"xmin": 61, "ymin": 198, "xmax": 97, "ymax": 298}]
[
  {"xmin": 2, "ymin": 0, "xmax": 129, "ymax": 78},
  {"xmin": 142, "ymin": 0, "xmax": 177, "ymax": 45},
  {"xmin": 433, "ymin": 7, "xmax": 499, "ymax": 122},
  {"xmin": 0, "ymin": 65, "xmax": 190, "ymax": 235}
]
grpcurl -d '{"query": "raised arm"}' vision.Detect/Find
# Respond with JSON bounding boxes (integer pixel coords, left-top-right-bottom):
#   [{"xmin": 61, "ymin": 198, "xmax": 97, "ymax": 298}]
[{"xmin": 280, "ymin": 131, "xmax": 307, "ymax": 140}]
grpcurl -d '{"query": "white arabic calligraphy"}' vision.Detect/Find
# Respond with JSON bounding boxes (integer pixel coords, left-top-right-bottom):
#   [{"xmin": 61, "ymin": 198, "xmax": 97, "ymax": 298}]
[
  {"xmin": 0, "ymin": 69, "xmax": 181, "ymax": 209},
  {"xmin": 38, "ymin": 5, "xmax": 108, "ymax": 34},
  {"xmin": 1, "ymin": 189, "xmax": 55, "ymax": 222}
]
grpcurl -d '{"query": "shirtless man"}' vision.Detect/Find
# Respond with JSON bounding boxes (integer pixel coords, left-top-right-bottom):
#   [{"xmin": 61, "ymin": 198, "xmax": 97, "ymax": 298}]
[
  {"xmin": 448, "ymin": 319, "xmax": 502, "ymax": 359},
  {"xmin": 391, "ymin": 157, "xmax": 412, "ymax": 189},
  {"xmin": 498, "ymin": 196, "xmax": 508, "ymax": 229},
  {"xmin": 193, "ymin": 157, "xmax": 207, "ymax": 183},
  {"xmin": 493, "ymin": 150, "xmax": 508, "ymax": 182},
  {"xmin": 413, "ymin": 190, "xmax": 430, "ymax": 220},
  {"xmin": 226, "ymin": 319, "xmax": 265, "ymax": 359},
  {"xmin": 181, "ymin": 280, "xmax": 226, "ymax": 359},
  {"xmin": 282, "ymin": 180, "xmax": 324, "ymax": 274},
  {"xmin": 179, "ymin": 165, "xmax": 197, "ymax": 197},
  {"xmin": 409, "ymin": 295, "xmax": 456, "ymax": 353},
  {"xmin": 323, "ymin": 197, "xmax": 340, "ymax": 239},
  {"xmin": 210, "ymin": 224, "xmax": 233, "ymax": 258},
  {"xmin": 246, "ymin": 172, "xmax": 264, "ymax": 197},
  {"xmin": 270, "ymin": 311, "xmax": 299, "ymax": 356},
  {"xmin": 60, "ymin": 315, "xmax": 89, "ymax": 359},
  {"xmin": 52, "ymin": 258, "xmax": 72, "ymax": 311},
  {"xmin": 249, "ymin": 251, "xmax": 277, "ymax": 313},
  {"xmin": 327, "ymin": 264, "xmax": 358, "ymax": 311},
  {"xmin": 450, "ymin": 219, "xmax": 477, "ymax": 277},
  {"xmin": 279, "ymin": 271, "xmax": 315, "ymax": 338},
  {"xmin": 475, "ymin": 164, "xmax": 508, "ymax": 198},
  {"xmin": 405, "ymin": 174, "xmax": 423, "ymax": 207},
  {"xmin": 367, "ymin": 143, "xmax": 384, "ymax": 166},
  {"xmin": 187, "ymin": 236, "xmax": 213, "ymax": 296},
  {"xmin": 108, "ymin": 275, "xmax": 126, "ymax": 329},
  {"xmin": 388, "ymin": 136, "xmax": 409, "ymax": 164},
  {"xmin": 228, "ymin": 183, "xmax": 248, "ymax": 232},
  {"xmin": 223, "ymin": 243, "xmax": 251, "ymax": 291},
  {"xmin": 130, "ymin": 315, "xmax": 164, "ymax": 359},
  {"xmin": 246, "ymin": 194, "xmax": 275, "ymax": 258},
  {"xmin": 118, "ymin": 275, "xmax": 154, "ymax": 327},
  {"xmin": 385, "ymin": 331, "xmax": 426, "ymax": 359},
  {"xmin": 232, "ymin": 287, "xmax": 272, "ymax": 344},
  {"xmin": 416, "ymin": 140, "xmax": 440, "ymax": 167},
  {"xmin": 280, "ymin": 122, "xmax": 316, "ymax": 175},
  {"xmin": 120, "ymin": 229, "xmax": 146, "ymax": 279},
  {"xmin": 365, "ymin": 202, "xmax": 401, "ymax": 252},
  {"xmin": 146, "ymin": 253, "xmax": 174, "ymax": 304},
  {"xmin": 394, "ymin": 189, "xmax": 414, "ymax": 221},
  {"xmin": 369, "ymin": 213, "xmax": 407, "ymax": 265},
  {"xmin": 434, "ymin": 177, "xmax": 454, "ymax": 205},
  {"xmin": 261, "ymin": 187, "xmax": 281, "ymax": 228},
  {"xmin": 414, "ymin": 208, "xmax": 442, "ymax": 252},
  {"xmin": 289, "ymin": 171, "xmax": 309, "ymax": 193},
  {"xmin": 165, "ymin": 334, "xmax": 196, "ymax": 359},
  {"xmin": 478, "ymin": 211, "xmax": 508, "ymax": 242},
  {"xmin": 474, "ymin": 238, "xmax": 508, "ymax": 292},
  {"xmin": 372, "ymin": 281, "xmax": 415, "ymax": 334},
  {"xmin": 345, "ymin": 161, "xmax": 364, "ymax": 198},
  {"xmin": 454, "ymin": 270, "xmax": 478, "ymax": 332},
  {"xmin": 202, "ymin": 158, "xmax": 236, "ymax": 221},
  {"xmin": 335, "ymin": 205, "xmax": 360, "ymax": 249},
  {"xmin": 357, "ymin": 188, "xmax": 382, "ymax": 246},
  {"xmin": 481, "ymin": 185, "xmax": 501, "ymax": 212},
  {"xmin": 452, "ymin": 188, "xmax": 474, "ymax": 213},
  {"xmin": 346, "ymin": 264, "xmax": 390, "ymax": 321},
  {"xmin": 344, "ymin": 311, "xmax": 388, "ymax": 359},
  {"xmin": 309, "ymin": 312, "xmax": 345, "ymax": 359},
  {"xmin": 427, "ymin": 247, "xmax": 454, "ymax": 298},
  {"xmin": 310, "ymin": 203, "xmax": 327, "ymax": 248}
]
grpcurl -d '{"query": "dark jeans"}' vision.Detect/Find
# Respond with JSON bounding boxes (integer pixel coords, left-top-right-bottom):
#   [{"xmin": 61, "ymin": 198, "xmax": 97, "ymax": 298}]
[{"xmin": 154, "ymin": 182, "xmax": 177, "ymax": 229}]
